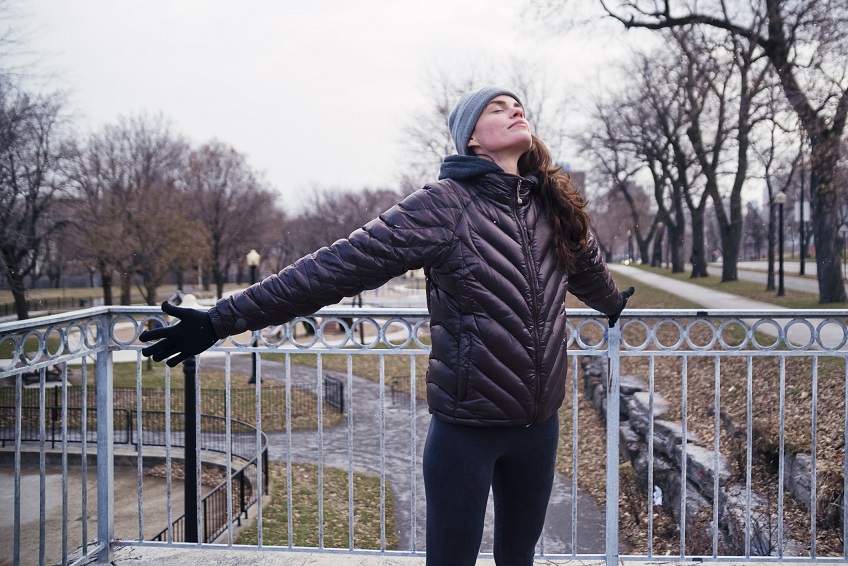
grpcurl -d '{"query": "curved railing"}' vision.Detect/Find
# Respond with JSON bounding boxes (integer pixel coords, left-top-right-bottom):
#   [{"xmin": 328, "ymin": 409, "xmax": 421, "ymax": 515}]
[{"xmin": 147, "ymin": 412, "xmax": 269, "ymax": 544}]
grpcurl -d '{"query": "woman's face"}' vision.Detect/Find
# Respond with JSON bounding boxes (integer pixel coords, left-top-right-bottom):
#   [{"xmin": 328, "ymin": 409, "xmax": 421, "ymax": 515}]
[{"xmin": 467, "ymin": 95, "xmax": 532, "ymax": 159}]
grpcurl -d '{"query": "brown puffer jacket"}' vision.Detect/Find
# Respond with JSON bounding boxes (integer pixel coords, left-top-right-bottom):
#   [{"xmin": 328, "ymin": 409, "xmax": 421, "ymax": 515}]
[{"xmin": 209, "ymin": 156, "xmax": 623, "ymax": 427}]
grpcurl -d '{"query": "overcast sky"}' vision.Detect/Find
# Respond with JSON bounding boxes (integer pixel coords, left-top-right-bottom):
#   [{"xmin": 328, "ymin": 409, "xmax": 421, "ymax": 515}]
[{"xmin": 20, "ymin": 0, "xmax": 644, "ymax": 208}]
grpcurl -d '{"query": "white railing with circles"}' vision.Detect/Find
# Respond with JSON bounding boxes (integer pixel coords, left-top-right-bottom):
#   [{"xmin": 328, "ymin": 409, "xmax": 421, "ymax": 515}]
[{"xmin": 1, "ymin": 306, "xmax": 847, "ymax": 565}]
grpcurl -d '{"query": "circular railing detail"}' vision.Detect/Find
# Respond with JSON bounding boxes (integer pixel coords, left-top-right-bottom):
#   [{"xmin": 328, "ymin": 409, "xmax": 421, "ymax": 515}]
[
  {"xmin": 816, "ymin": 318, "xmax": 848, "ymax": 351},
  {"xmin": 621, "ymin": 319, "xmax": 652, "ymax": 351},
  {"xmin": 574, "ymin": 318, "xmax": 608, "ymax": 350},
  {"xmin": 750, "ymin": 318, "xmax": 782, "ymax": 351},
  {"xmin": 717, "ymin": 318, "xmax": 750, "ymax": 351},
  {"xmin": 654, "ymin": 319, "xmax": 685, "ymax": 351},
  {"xmin": 784, "ymin": 317, "xmax": 816, "ymax": 351}
]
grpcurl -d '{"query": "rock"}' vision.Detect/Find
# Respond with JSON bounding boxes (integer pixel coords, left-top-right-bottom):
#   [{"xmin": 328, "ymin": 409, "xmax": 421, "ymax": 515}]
[
  {"xmin": 655, "ymin": 467, "xmax": 711, "ymax": 524},
  {"xmin": 620, "ymin": 422, "xmax": 643, "ymax": 462},
  {"xmin": 681, "ymin": 443, "xmax": 731, "ymax": 493},
  {"xmin": 628, "ymin": 391, "xmax": 670, "ymax": 434},
  {"xmin": 592, "ymin": 383, "xmax": 606, "ymax": 414},
  {"xmin": 785, "ymin": 452, "xmax": 812, "ymax": 508},
  {"xmin": 620, "ymin": 374, "xmax": 648, "ymax": 395},
  {"xmin": 652, "ymin": 420, "xmax": 684, "ymax": 458},
  {"xmin": 721, "ymin": 484, "xmax": 777, "ymax": 556}
]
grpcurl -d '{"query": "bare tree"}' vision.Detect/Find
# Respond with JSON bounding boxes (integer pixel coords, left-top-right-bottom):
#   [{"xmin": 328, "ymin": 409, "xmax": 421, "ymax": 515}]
[
  {"xmin": 598, "ymin": 0, "xmax": 848, "ymax": 301},
  {"xmin": 625, "ymin": 52, "xmax": 696, "ymax": 273},
  {"xmin": 186, "ymin": 140, "xmax": 280, "ymax": 299},
  {"xmin": 752, "ymin": 91, "xmax": 803, "ymax": 291},
  {"xmin": 576, "ymin": 94, "xmax": 658, "ymax": 264},
  {"xmin": 133, "ymin": 184, "xmax": 208, "ymax": 305},
  {"xmin": 0, "ymin": 82, "xmax": 68, "ymax": 319},
  {"xmin": 65, "ymin": 129, "xmax": 128, "ymax": 305},
  {"xmin": 670, "ymin": 27, "xmax": 773, "ymax": 280},
  {"xmin": 65, "ymin": 113, "xmax": 202, "ymax": 305},
  {"xmin": 588, "ymin": 182, "xmax": 657, "ymax": 262},
  {"xmin": 288, "ymin": 187, "xmax": 402, "ymax": 260},
  {"xmin": 400, "ymin": 70, "xmax": 477, "ymax": 193}
]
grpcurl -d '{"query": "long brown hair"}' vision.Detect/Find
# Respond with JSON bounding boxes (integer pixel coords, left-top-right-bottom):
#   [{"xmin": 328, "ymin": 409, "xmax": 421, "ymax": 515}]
[{"xmin": 518, "ymin": 135, "xmax": 590, "ymax": 271}]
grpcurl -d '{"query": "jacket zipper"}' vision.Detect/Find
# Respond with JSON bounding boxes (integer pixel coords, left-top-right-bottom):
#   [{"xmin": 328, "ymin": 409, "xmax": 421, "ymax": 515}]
[{"xmin": 513, "ymin": 178, "xmax": 543, "ymax": 425}]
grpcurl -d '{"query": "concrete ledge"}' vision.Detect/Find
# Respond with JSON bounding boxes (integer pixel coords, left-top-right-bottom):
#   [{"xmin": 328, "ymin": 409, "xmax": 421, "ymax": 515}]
[
  {"xmin": 108, "ymin": 546, "xmax": 607, "ymax": 565},
  {"xmin": 108, "ymin": 546, "xmax": 832, "ymax": 565}
]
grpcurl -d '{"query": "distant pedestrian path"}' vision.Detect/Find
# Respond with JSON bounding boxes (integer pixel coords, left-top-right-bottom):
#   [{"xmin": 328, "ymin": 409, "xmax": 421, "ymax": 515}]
[
  {"xmin": 735, "ymin": 260, "xmax": 816, "ymax": 277},
  {"xmin": 609, "ymin": 264, "xmax": 779, "ymax": 310},
  {"xmin": 726, "ymin": 260, "xmax": 848, "ymax": 295}
]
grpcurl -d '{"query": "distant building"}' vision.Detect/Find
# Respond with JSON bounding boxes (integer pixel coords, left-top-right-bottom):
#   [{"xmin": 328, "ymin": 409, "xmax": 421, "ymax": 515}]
[{"xmin": 558, "ymin": 161, "xmax": 586, "ymax": 193}]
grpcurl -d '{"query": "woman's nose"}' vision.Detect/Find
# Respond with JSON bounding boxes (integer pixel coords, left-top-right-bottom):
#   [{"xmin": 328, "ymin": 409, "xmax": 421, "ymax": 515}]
[{"xmin": 511, "ymin": 106, "xmax": 524, "ymax": 118}]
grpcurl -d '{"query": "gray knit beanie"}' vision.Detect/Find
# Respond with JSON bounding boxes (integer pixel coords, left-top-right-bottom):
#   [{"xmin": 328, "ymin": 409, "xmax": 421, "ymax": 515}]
[{"xmin": 448, "ymin": 86, "xmax": 523, "ymax": 156}]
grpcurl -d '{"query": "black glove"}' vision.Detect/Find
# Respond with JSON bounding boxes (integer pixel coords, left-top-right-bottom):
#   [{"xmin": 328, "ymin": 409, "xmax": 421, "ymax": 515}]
[
  {"xmin": 608, "ymin": 286, "xmax": 635, "ymax": 328},
  {"xmin": 140, "ymin": 301, "xmax": 219, "ymax": 367}
]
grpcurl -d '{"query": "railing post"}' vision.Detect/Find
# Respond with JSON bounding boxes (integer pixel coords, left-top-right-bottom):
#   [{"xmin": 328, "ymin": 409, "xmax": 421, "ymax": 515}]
[
  {"xmin": 239, "ymin": 469, "xmax": 245, "ymax": 522},
  {"xmin": 96, "ymin": 315, "xmax": 114, "ymax": 563},
  {"xmin": 263, "ymin": 446, "xmax": 269, "ymax": 494},
  {"xmin": 183, "ymin": 356, "xmax": 199, "ymax": 543},
  {"xmin": 605, "ymin": 322, "xmax": 621, "ymax": 566}
]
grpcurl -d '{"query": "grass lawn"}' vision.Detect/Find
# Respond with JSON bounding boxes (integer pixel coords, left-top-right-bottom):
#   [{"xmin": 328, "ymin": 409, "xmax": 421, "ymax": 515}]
[
  {"xmin": 237, "ymin": 462, "xmax": 396, "ymax": 550},
  {"xmin": 0, "ymin": 283, "xmax": 247, "ymax": 306},
  {"xmin": 105, "ymin": 361, "xmax": 345, "ymax": 432}
]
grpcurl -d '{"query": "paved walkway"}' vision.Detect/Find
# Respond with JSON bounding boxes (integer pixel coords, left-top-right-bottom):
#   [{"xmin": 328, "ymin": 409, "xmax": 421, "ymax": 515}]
[{"xmin": 736, "ymin": 259, "xmax": 818, "ymax": 277}]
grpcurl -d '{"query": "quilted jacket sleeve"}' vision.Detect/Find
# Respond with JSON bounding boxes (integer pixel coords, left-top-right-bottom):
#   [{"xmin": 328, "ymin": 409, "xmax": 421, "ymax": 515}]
[
  {"xmin": 566, "ymin": 234, "xmax": 624, "ymax": 316},
  {"xmin": 208, "ymin": 185, "xmax": 461, "ymax": 338}
]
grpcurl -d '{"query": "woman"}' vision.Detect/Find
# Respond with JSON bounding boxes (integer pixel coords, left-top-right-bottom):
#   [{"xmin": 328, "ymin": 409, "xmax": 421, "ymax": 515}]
[{"xmin": 141, "ymin": 86, "xmax": 633, "ymax": 565}]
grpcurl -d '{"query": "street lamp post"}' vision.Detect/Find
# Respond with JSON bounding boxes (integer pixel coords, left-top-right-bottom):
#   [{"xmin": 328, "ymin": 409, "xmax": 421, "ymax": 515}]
[
  {"xmin": 246, "ymin": 249, "xmax": 261, "ymax": 384},
  {"xmin": 177, "ymin": 293, "xmax": 201, "ymax": 543},
  {"xmin": 775, "ymin": 191, "xmax": 787, "ymax": 297}
]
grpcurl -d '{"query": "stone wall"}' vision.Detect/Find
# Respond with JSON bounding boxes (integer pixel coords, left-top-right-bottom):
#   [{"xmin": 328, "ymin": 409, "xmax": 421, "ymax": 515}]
[{"xmin": 580, "ymin": 352, "xmax": 821, "ymax": 555}]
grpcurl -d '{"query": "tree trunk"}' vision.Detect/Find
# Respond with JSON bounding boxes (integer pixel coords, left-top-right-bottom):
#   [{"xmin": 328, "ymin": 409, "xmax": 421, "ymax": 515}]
[
  {"xmin": 669, "ymin": 223, "xmax": 686, "ymax": 273},
  {"xmin": 120, "ymin": 272, "xmax": 132, "ymax": 305},
  {"xmin": 99, "ymin": 261, "xmax": 113, "ymax": 306},
  {"xmin": 9, "ymin": 271, "xmax": 29, "ymax": 320},
  {"xmin": 213, "ymin": 266, "xmax": 225, "ymax": 300},
  {"xmin": 810, "ymin": 139, "xmax": 847, "ymax": 303},
  {"xmin": 651, "ymin": 230, "xmax": 664, "ymax": 267},
  {"xmin": 721, "ymin": 238, "xmax": 740, "ymax": 282},
  {"xmin": 637, "ymin": 235, "xmax": 651, "ymax": 265},
  {"xmin": 690, "ymin": 210, "xmax": 708, "ymax": 277},
  {"xmin": 669, "ymin": 195, "xmax": 687, "ymax": 273},
  {"xmin": 144, "ymin": 282, "xmax": 157, "ymax": 306}
]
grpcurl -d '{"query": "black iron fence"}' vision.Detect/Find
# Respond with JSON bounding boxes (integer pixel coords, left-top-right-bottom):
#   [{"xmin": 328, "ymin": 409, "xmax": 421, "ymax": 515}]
[
  {"xmin": 0, "ymin": 406, "xmax": 264, "ymax": 460},
  {"xmin": 1, "ymin": 402, "xmax": 270, "ymax": 544},
  {"xmin": 151, "ymin": 451, "xmax": 269, "ymax": 543},
  {"xmin": 0, "ymin": 378, "xmax": 344, "ymax": 435}
]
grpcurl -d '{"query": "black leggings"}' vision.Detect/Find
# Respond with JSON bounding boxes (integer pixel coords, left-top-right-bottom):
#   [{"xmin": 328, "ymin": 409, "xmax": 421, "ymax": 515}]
[{"xmin": 422, "ymin": 413, "xmax": 559, "ymax": 566}]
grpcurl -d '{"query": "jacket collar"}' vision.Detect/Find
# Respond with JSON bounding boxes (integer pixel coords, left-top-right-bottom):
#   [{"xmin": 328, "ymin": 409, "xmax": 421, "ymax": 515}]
[
  {"xmin": 438, "ymin": 155, "xmax": 503, "ymax": 180},
  {"xmin": 438, "ymin": 155, "xmax": 538, "ymax": 205}
]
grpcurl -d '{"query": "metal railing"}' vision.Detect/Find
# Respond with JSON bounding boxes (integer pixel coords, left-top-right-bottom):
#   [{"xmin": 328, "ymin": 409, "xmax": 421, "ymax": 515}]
[{"xmin": 1, "ymin": 306, "xmax": 848, "ymax": 565}]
